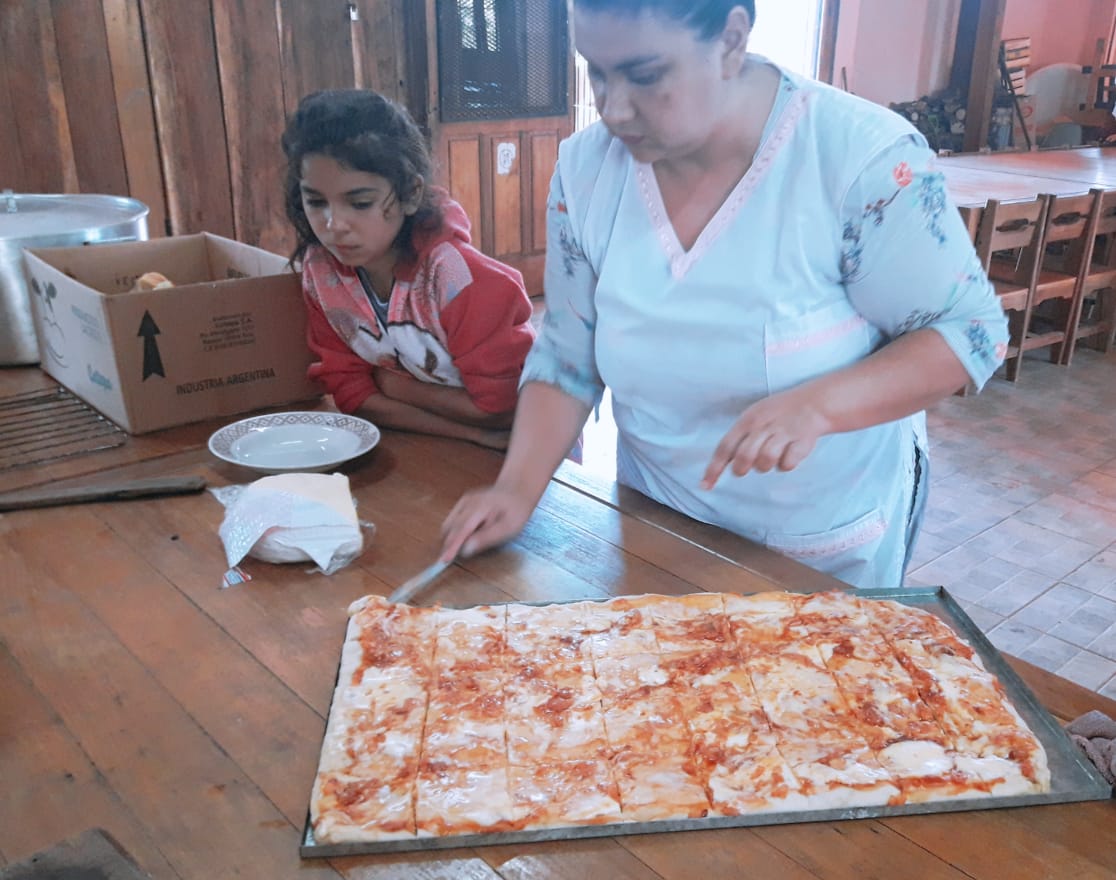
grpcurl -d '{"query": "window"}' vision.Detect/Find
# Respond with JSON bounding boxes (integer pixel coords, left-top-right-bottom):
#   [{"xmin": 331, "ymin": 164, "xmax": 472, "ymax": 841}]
[
  {"xmin": 437, "ymin": 0, "xmax": 569, "ymax": 122},
  {"xmin": 748, "ymin": 0, "xmax": 822, "ymax": 78}
]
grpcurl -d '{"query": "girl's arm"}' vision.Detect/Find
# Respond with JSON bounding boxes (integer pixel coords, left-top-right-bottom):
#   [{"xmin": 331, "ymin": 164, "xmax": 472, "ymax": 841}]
[
  {"xmin": 372, "ymin": 367, "xmax": 514, "ymax": 427},
  {"xmin": 354, "ymin": 390, "xmax": 510, "ymax": 449}
]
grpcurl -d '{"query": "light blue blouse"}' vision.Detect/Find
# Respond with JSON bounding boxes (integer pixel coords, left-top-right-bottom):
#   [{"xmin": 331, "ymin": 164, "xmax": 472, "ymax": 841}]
[{"xmin": 523, "ymin": 62, "xmax": 1008, "ymax": 588}]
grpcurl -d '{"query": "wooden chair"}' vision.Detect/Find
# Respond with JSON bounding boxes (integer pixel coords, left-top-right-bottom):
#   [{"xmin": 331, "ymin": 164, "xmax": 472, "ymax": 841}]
[
  {"xmin": 1023, "ymin": 190, "xmax": 1099, "ymax": 366},
  {"xmin": 975, "ymin": 195, "xmax": 1050, "ymax": 381},
  {"xmin": 1062, "ymin": 187, "xmax": 1116, "ymax": 364},
  {"xmin": 957, "ymin": 204, "xmax": 982, "ymax": 244}
]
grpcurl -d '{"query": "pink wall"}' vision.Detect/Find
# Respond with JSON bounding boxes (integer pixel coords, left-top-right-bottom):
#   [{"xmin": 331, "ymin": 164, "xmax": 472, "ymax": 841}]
[
  {"xmin": 1002, "ymin": 0, "xmax": 1114, "ymax": 71},
  {"xmin": 834, "ymin": 0, "xmax": 961, "ymax": 106},
  {"xmin": 834, "ymin": 0, "xmax": 1116, "ymax": 107}
]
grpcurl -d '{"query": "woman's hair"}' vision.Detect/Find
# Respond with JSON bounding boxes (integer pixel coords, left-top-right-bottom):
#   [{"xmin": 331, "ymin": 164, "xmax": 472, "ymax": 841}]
[
  {"xmin": 572, "ymin": 0, "xmax": 754, "ymax": 40},
  {"xmin": 281, "ymin": 89, "xmax": 442, "ymax": 265}
]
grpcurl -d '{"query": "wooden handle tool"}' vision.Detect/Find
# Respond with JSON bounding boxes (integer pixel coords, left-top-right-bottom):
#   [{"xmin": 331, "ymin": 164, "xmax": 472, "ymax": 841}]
[{"xmin": 0, "ymin": 474, "xmax": 207, "ymax": 512}]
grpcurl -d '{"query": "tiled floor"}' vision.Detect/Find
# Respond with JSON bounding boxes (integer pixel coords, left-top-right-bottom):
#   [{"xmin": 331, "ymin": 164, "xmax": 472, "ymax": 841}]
[{"xmin": 578, "ymin": 346, "xmax": 1116, "ymax": 697}]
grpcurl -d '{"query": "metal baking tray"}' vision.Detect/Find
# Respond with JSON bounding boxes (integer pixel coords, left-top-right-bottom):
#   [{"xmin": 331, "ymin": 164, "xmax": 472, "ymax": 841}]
[{"xmin": 300, "ymin": 585, "xmax": 1112, "ymax": 858}]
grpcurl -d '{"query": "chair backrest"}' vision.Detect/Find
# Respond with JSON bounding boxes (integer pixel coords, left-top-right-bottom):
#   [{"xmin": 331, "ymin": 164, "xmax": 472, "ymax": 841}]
[
  {"xmin": 1042, "ymin": 192, "xmax": 1096, "ymax": 246},
  {"xmin": 974, "ymin": 196, "xmax": 1049, "ymax": 279},
  {"xmin": 1089, "ymin": 187, "xmax": 1116, "ymax": 237},
  {"xmin": 1081, "ymin": 187, "xmax": 1116, "ymax": 283},
  {"xmin": 957, "ymin": 205, "xmax": 982, "ymax": 243}
]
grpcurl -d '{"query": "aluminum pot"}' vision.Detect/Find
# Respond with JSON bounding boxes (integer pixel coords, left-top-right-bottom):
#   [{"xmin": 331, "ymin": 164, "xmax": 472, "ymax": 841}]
[{"xmin": 0, "ymin": 190, "xmax": 149, "ymax": 365}]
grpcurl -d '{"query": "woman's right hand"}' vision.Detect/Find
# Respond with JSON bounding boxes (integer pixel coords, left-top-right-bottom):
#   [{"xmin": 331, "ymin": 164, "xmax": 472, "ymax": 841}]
[{"xmin": 440, "ymin": 483, "xmax": 535, "ymax": 561}]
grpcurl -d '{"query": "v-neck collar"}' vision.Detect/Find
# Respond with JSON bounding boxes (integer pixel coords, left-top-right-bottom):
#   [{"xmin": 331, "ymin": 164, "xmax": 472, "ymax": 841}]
[{"xmin": 635, "ymin": 86, "xmax": 809, "ymax": 280}]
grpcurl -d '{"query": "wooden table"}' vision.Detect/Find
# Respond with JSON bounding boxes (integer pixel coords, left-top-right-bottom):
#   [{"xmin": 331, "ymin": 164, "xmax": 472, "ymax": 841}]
[
  {"xmin": 2, "ymin": 366, "xmax": 1114, "ymax": 880},
  {"xmin": 940, "ymin": 145, "xmax": 1116, "ymax": 207}
]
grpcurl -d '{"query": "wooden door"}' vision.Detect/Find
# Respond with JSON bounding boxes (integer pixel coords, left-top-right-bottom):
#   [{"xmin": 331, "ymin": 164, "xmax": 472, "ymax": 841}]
[{"xmin": 419, "ymin": 0, "xmax": 573, "ymax": 295}]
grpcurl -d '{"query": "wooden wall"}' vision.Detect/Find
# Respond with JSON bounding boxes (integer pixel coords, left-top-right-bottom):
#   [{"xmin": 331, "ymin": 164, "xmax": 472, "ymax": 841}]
[{"xmin": 0, "ymin": 0, "xmax": 412, "ymax": 257}]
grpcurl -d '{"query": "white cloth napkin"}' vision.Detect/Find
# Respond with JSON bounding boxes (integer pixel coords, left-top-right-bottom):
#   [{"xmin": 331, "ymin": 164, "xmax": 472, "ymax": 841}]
[{"xmin": 211, "ymin": 473, "xmax": 367, "ymax": 577}]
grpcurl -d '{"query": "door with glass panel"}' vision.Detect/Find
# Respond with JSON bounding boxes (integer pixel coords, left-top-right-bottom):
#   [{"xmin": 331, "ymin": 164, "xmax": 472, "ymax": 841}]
[{"xmin": 418, "ymin": 0, "xmax": 573, "ymax": 295}]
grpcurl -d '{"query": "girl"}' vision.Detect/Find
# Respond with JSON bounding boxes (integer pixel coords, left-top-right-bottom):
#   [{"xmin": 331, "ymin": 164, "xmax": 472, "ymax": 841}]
[{"xmin": 282, "ymin": 89, "xmax": 536, "ymax": 450}]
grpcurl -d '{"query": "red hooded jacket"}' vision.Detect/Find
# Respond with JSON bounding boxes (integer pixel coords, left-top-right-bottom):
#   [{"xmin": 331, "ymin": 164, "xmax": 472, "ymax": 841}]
[{"xmin": 301, "ymin": 191, "xmax": 535, "ymax": 414}]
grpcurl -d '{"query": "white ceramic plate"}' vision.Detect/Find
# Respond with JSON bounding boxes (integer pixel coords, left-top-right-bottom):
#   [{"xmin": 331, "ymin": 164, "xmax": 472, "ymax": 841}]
[{"xmin": 207, "ymin": 412, "xmax": 380, "ymax": 474}]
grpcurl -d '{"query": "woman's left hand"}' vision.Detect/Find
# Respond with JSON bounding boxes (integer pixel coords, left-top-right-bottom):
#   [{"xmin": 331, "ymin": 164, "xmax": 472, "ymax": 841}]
[{"xmin": 700, "ymin": 389, "xmax": 831, "ymax": 489}]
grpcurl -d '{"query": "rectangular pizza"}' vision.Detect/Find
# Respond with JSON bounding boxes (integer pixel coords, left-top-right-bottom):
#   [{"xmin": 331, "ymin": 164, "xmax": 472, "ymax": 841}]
[{"xmin": 309, "ymin": 590, "xmax": 1050, "ymax": 844}]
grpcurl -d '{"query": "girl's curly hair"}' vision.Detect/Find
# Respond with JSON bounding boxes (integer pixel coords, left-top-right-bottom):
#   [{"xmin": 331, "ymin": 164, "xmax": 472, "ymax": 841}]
[{"xmin": 281, "ymin": 89, "xmax": 442, "ymax": 266}]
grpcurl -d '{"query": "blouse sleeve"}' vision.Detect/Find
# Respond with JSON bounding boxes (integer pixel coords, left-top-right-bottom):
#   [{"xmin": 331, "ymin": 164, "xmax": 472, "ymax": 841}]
[
  {"xmin": 519, "ymin": 168, "xmax": 606, "ymax": 409},
  {"xmin": 840, "ymin": 135, "xmax": 1008, "ymax": 389}
]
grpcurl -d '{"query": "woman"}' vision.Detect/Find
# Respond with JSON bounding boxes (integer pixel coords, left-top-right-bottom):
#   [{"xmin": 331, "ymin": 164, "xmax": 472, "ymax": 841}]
[{"xmin": 441, "ymin": 0, "xmax": 1007, "ymax": 587}]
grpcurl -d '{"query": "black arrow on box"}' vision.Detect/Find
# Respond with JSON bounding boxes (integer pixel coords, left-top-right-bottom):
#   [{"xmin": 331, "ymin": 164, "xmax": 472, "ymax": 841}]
[{"xmin": 138, "ymin": 310, "xmax": 165, "ymax": 380}]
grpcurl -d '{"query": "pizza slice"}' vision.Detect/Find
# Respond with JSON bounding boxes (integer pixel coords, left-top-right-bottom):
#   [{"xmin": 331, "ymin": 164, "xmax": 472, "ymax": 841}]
[
  {"xmin": 746, "ymin": 643, "xmax": 903, "ymax": 808},
  {"xmin": 582, "ymin": 598, "xmax": 661, "ymax": 657},
  {"xmin": 345, "ymin": 595, "xmax": 438, "ymax": 682},
  {"xmin": 722, "ymin": 591, "xmax": 803, "ymax": 656},
  {"xmin": 646, "ymin": 592, "xmax": 731, "ymax": 654},
  {"xmin": 311, "ymin": 763, "xmax": 418, "ymax": 841},
  {"xmin": 610, "ymin": 751, "xmax": 711, "ymax": 821},
  {"xmin": 510, "ymin": 760, "xmax": 624, "ymax": 828},
  {"xmin": 885, "ymin": 630, "xmax": 1050, "ymax": 793},
  {"xmin": 705, "ymin": 748, "xmax": 811, "ymax": 816},
  {"xmin": 431, "ymin": 604, "xmax": 508, "ymax": 675},
  {"xmin": 505, "ymin": 601, "xmax": 594, "ymax": 669},
  {"xmin": 505, "ymin": 661, "xmax": 609, "ymax": 764},
  {"xmin": 422, "ymin": 670, "xmax": 506, "ymax": 768},
  {"xmin": 415, "ymin": 761, "xmax": 521, "ymax": 836}
]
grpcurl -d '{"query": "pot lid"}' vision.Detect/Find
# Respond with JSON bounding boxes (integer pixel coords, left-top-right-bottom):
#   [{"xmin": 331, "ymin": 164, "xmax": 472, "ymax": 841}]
[{"xmin": 0, "ymin": 190, "xmax": 149, "ymax": 240}]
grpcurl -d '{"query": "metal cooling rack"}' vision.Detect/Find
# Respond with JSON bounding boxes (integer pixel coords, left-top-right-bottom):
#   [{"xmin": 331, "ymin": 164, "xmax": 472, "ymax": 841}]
[{"xmin": 0, "ymin": 386, "xmax": 127, "ymax": 472}]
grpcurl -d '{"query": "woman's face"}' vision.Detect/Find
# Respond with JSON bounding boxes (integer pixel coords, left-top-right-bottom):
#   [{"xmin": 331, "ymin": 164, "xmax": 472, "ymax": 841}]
[
  {"xmin": 298, "ymin": 154, "xmax": 410, "ymax": 270},
  {"xmin": 574, "ymin": 6, "xmax": 747, "ymax": 164}
]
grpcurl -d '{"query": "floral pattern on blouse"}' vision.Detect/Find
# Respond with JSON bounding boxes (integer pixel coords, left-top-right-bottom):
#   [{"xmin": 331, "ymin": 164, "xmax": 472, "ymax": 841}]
[
  {"xmin": 553, "ymin": 199, "xmax": 587, "ymax": 279},
  {"xmin": 917, "ymin": 173, "xmax": 950, "ymax": 246}
]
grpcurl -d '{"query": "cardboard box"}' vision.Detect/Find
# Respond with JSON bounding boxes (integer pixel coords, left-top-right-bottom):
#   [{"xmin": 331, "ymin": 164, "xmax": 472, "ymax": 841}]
[{"xmin": 23, "ymin": 232, "xmax": 319, "ymax": 434}]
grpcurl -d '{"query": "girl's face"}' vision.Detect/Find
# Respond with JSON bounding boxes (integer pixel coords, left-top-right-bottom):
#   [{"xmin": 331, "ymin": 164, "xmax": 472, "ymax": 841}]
[
  {"xmin": 574, "ymin": 7, "xmax": 747, "ymax": 164},
  {"xmin": 298, "ymin": 154, "xmax": 412, "ymax": 271}
]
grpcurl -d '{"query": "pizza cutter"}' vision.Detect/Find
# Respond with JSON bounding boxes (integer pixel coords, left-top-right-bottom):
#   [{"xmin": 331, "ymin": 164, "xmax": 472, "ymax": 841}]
[{"xmin": 388, "ymin": 557, "xmax": 452, "ymax": 605}]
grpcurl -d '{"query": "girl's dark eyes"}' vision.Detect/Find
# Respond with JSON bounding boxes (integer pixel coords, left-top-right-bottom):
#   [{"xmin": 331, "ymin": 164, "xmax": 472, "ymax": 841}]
[{"xmin": 302, "ymin": 198, "xmax": 376, "ymax": 210}]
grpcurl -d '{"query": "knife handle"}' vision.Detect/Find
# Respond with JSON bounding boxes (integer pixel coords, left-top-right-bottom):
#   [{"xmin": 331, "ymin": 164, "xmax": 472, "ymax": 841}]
[{"xmin": 0, "ymin": 475, "xmax": 207, "ymax": 512}]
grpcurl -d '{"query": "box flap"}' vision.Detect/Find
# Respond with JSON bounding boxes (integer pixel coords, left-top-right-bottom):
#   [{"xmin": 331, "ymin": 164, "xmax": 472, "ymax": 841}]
[{"xmin": 26, "ymin": 234, "xmax": 214, "ymax": 294}]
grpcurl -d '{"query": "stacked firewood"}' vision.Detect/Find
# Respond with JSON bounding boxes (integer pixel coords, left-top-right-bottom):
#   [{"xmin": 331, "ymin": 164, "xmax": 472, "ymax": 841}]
[{"xmin": 889, "ymin": 90, "xmax": 968, "ymax": 153}]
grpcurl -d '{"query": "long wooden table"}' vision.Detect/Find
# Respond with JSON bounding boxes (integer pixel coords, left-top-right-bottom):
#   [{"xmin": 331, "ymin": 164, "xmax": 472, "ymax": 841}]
[
  {"xmin": 940, "ymin": 145, "xmax": 1116, "ymax": 207},
  {"xmin": 2, "ymin": 366, "xmax": 1114, "ymax": 879}
]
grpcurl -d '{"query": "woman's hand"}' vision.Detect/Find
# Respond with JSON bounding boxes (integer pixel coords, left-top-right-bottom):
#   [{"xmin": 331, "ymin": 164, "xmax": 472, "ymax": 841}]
[
  {"xmin": 701, "ymin": 389, "xmax": 830, "ymax": 489},
  {"xmin": 441, "ymin": 483, "xmax": 535, "ymax": 560}
]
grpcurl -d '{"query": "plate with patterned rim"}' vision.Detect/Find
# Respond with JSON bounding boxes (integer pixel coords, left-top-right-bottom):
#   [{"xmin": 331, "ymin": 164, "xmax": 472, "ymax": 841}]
[{"xmin": 207, "ymin": 412, "xmax": 380, "ymax": 474}]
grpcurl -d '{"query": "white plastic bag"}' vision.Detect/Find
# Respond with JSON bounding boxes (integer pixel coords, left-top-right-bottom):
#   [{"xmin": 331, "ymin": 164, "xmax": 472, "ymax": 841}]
[{"xmin": 211, "ymin": 473, "xmax": 370, "ymax": 581}]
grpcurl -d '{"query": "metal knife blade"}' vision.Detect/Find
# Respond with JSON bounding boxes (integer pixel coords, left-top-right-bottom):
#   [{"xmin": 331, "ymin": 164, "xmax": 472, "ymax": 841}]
[{"xmin": 388, "ymin": 558, "xmax": 451, "ymax": 605}]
